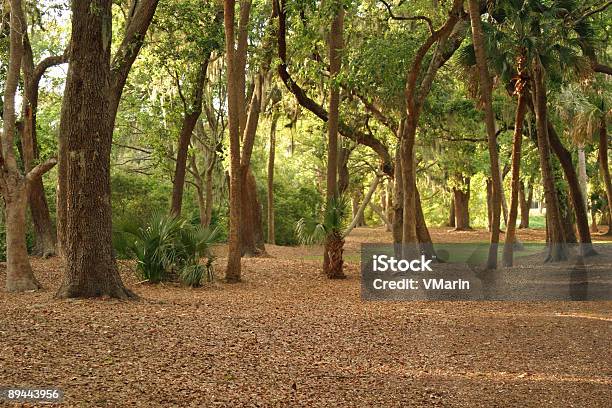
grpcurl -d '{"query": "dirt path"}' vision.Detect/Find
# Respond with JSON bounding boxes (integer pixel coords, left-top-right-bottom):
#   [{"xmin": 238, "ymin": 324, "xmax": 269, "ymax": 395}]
[{"xmin": 1, "ymin": 228, "xmax": 611, "ymax": 407}]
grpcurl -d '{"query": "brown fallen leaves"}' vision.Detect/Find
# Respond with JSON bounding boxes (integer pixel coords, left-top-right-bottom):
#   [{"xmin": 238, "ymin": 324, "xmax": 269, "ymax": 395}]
[{"xmin": 0, "ymin": 227, "xmax": 610, "ymax": 407}]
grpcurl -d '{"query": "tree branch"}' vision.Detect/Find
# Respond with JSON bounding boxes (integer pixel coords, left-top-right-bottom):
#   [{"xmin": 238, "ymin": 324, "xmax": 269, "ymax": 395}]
[
  {"xmin": 379, "ymin": 0, "xmax": 434, "ymax": 34},
  {"xmin": 274, "ymin": 0, "xmax": 393, "ymax": 176},
  {"xmin": 26, "ymin": 157, "xmax": 57, "ymax": 183}
]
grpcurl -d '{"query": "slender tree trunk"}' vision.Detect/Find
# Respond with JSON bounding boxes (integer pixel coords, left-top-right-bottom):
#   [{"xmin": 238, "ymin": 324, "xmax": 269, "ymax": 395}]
[
  {"xmin": 486, "ymin": 179, "xmax": 493, "ymax": 231},
  {"xmin": 468, "ymin": 0, "xmax": 502, "ymax": 269},
  {"xmin": 337, "ymin": 146, "xmax": 350, "ymax": 195},
  {"xmin": 224, "ymin": 0, "xmax": 242, "ymax": 282},
  {"xmin": 453, "ymin": 177, "xmax": 471, "ymax": 230},
  {"xmin": 591, "ymin": 208, "xmax": 599, "ymax": 233},
  {"xmin": 170, "ymin": 113, "xmax": 200, "ymax": 216},
  {"xmin": 502, "ymin": 86, "xmax": 527, "ymax": 266},
  {"xmin": 56, "ymin": 0, "xmax": 134, "ymax": 298},
  {"xmin": 5, "ymin": 181, "xmax": 41, "ymax": 291},
  {"xmin": 267, "ymin": 112, "xmax": 278, "ymax": 244},
  {"xmin": 204, "ymin": 163, "xmax": 214, "ymax": 227},
  {"xmin": 401, "ymin": 117, "xmax": 418, "ymax": 249},
  {"xmin": 415, "ymin": 183, "xmax": 435, "ymax": 259},
  {"xmin": 578, "ymin": 144, "xmax": 588, "ymax": 210},
  {"xmin": 344, "ymin": 175, "xmax": 380, "ymax": 236},
  {"xmin": 448, "ymin": 196, "xmax": 456, "ymax": 228},
  {"xmin": 323, "ymin": 0, "xmax": 345, "ymax": 279},
  {"xmin": 392, "ymin": 145, "xmax": 403, "ymax": 247},
  {"xmin": 21, "ymin": 36, "xmax": 61, "ymax": 258},
  {"xmin": 519, "ymin": 181, "xmax": 532, "ymax": 229},
  {"xmin": 385, "ymin": 181, "xmax": 393, "ymax": 230},
  {"xmin": 170, "ymin": 59, "xmax": 209, "ymax": 216},
  {"xmin": 598, "ymin": 116, "xmax": 612, "ymax": 235},
  {"xmin": 2, "ymin": 0, "xmax": 44, "ymax": 292},
  {"xmin": 547, "ymin": 120, "xmax": 595, "ymax": 254},
  {"xmin": 532, "ymin": 60, "xmax": 566, "ymax": 262}
]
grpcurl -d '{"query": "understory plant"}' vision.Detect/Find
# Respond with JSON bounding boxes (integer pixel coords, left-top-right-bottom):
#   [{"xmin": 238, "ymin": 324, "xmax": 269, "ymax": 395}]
[
  {"xmin": 295, "ymin": 195, "xmax": 349, "ymax": 278},
  {"xmin": 114, "ymin": 212, "xmax": 217, "ymax": 287}
]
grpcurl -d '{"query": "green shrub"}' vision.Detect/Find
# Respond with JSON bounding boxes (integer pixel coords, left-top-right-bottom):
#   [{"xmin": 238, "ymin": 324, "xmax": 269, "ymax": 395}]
[
  {"xmin": 114, "ymin": 212, "xmax": 217, "ymax": 287},
  {"xmin": 263, "ymin": 183, "xmax": 323, "ymax": 245}
]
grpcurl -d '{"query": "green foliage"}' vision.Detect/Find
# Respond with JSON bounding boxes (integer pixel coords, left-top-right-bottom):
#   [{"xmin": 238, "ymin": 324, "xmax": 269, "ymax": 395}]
[
  {"xmin": 114, "ymin": 213, "xmax": 217, "ymax": 287},
  {"xmin": 295, "ymin": 195, "xmax": 349, "ymax": 245},
  {"xmin": 263, "ymin": 183, "xmax": 322, "ymax": 245}
]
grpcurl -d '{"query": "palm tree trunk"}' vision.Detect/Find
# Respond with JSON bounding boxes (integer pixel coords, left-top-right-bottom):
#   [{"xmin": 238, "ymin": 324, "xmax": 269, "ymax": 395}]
[
  {"xmin": 224, "ymin": 0, "xmax": 243, "ymax": 282},
  {"xmin": 532, "ymin": 60, "xmax": 567, "ymax": 262},
  {"xmin": 468, "ymin": 0, "xmax": 502, "ymax": 269},
  {"xmin": 502, "ymin": 89, "xmax": 527, "ymax": 266},
  {"xmin": 323, "ymin": 0, "xmax": 345, "ymax": 279}
]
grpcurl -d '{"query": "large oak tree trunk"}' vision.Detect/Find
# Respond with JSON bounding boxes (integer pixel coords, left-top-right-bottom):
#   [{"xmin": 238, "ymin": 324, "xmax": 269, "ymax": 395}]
[
  {"xmin": 468, "ymin": 0, "xmax": 502, "ymax": 269},
  {"xmin": 56, "ymin": 0, "xmax": 133, "ymax": 299},
  {"xmin": 532, "ymin": 61, "xmax": 567, "ymax": 262}
]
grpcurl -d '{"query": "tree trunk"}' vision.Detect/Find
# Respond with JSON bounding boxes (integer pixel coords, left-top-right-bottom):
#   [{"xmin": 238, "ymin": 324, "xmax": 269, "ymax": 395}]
[
  {"xmin": 502, "ymin": 86, "xmax": 527, "ymax": 267},
  {"xmin": 170, "ymin": 59, "xmax": 209, "ymax": 216},
  {"xmin": 392, "ymin": 145, "xmax": 403, "ymax": 247},
  {"xmin": 240, "ymin": 169, "xmax": 265, "ymax": 256},
  {"xmin": 547, "ymin": 119, "xmax": 595, "ymax": 254},
  {"xmin": 224, "ymin": 0, "xmax": 242, "ymax": 282},
  {"xmin": 55, "ymin": 0, "xmax": 134, "ymax": 299},
  {"xmin": 2, "ymin": 0, "xmax": 44, "ymax": 292},
  {"xmin": 204, "ymin": 162, "xmax": 214, "ymax": 227},
  {"xmin": 56, "ymin": 0, "xmax": 159, "ymax": 260},
  {"xmin": 591, "ymin": 208, "xmax": 599, "ymax": 233},
  {"xmin": 401, "ymin": 116, "xmax": 418, "ymax": 249},
  {"xmin": 337, "ymin": 145, "xmax": 350, "ymax": 195},
  {"xmin": 519, "ymin": 181, "xmax": 532, "ymax": 229},
  {"xmin": 170, "ymin": 112, "xmax": 200, "ymax": 216},
  {"xmin": 452, "ymin": 177, "xmax": 471, "ymax": 230},
  {"xmin": 448, "ymin": 196, "xmax": 456, "ymax": 228},
  {"xmin": 267, "ymin": 112, "xmax": 278, "ymax": 244},
  {"xmin": 324, "ymin": 233, "xmax": 344, "ymax": 279},
  {"xmin": 21, "ymin": 35, "xmax": 61, "ymax": 258},
  {"xmin": 323, "ymin": 1, "xmax": 345, "ymax": 279},
  {"xmin": 578, "ymin": 144, "xmax": 588, "ymax": 211},
  {"xmin": 344, "ymin": 175, "xmax": 380, "ymax": 236},
  {"xmin": 486, "ymin": 178, "xmax": 493, "ymax": 231},
  {"xmin": 532, "ymin": 60, "xmax": 567, "ymax": 262},
  {"xmin": 5, "ymin": 180, "xmax": 41, "ymax": 291},
  {"xmin": 598, "ymin": 116, "xmax": 612, "ymax": 235},
  {"xmin": 415, "ymin": 183, "xmax": 435, "ymax": 259},
  {"xmin": 468, "ymin": 0, "xmax": 502, "ymax": 269}
]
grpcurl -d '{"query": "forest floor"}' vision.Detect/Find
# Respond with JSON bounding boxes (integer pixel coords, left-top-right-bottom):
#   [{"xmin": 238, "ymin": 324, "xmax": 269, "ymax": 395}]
[{"xmin": 1, "ymin": 227, "xmax": 611, "ymax": 407}]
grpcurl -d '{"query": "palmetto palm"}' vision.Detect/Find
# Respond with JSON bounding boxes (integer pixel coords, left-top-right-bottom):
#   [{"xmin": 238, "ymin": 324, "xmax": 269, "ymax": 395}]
[
  {"xmin": 295, "ymin": 194, "xmax": 350, "ymax": 278},
  {"xmin": 459, "ymin": 0, "xmax": 600, "ymax": 261}
]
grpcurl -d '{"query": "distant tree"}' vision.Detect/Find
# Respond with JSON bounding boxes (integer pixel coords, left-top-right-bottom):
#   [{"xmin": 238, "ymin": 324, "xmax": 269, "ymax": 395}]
[{"xmin": 1, "ymin": 0, "xmax": 57, "ymax": 292}]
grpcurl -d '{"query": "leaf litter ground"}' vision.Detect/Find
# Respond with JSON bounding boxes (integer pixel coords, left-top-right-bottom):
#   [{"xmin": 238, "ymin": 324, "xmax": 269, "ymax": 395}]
[{"xmin": 0, "ymin": 227, "xmax": 610, "ymax": 407}]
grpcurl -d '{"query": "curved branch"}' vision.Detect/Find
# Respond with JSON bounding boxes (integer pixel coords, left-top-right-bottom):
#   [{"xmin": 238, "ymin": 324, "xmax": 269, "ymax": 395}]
[
  {"xmin": 379, "ymin": 0, "xmax": 434, "ymax": 34},
  {"xmin": 274, "ymin": 0, "xmax": 393, "ymax": 176}
]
